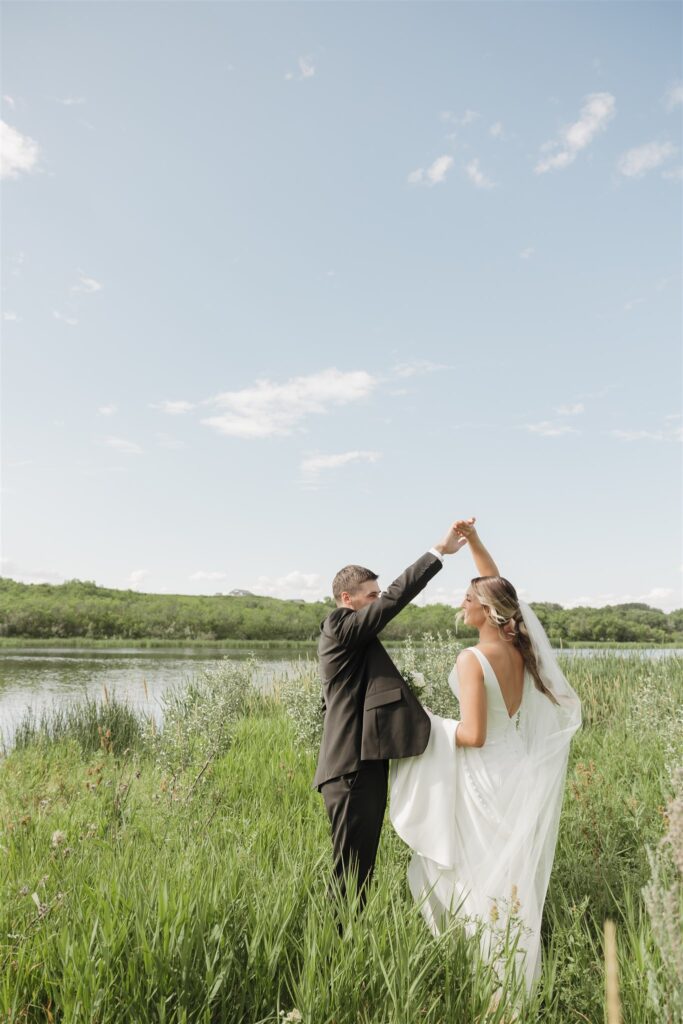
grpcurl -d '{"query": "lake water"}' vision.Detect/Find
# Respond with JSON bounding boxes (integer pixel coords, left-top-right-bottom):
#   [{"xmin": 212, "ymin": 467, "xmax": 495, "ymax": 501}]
[{"xmin": 0, "ymin": 645, "xmax": 680, "ymax": 749}]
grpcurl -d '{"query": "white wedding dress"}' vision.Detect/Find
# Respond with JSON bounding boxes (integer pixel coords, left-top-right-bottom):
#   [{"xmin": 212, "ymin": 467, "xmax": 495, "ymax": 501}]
[{"xmin": 389, "ymin": 604, "xmax": 581, "ymax": 989}]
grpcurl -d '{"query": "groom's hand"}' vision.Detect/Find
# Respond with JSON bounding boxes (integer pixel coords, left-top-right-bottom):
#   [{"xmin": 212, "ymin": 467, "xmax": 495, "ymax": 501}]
[{"xmin": 434, "ymin": 520, "xmax": 474, "ymax": 556}]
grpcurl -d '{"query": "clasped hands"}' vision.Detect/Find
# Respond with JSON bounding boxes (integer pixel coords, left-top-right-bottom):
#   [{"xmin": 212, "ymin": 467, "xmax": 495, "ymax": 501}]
[{"xmin": 435, "ymin": 517, "xmax": 479, "ymax": 556}]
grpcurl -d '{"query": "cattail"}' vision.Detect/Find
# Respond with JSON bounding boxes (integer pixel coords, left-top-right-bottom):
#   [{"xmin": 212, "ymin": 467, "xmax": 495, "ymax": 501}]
[{"xmin": 604, "ymin": 919, "xmax": 621, "ymax": 1024}]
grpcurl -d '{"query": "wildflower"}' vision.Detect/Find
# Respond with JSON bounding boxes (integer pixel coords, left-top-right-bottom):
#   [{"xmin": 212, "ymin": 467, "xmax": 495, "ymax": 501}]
[
  {"xmin": 51, "ymin": 830, "xmax": 67, "ymax": 848},
  {"xmin": 280, "ymin": 1012, "xmax": 303, "ymax": 1024}
]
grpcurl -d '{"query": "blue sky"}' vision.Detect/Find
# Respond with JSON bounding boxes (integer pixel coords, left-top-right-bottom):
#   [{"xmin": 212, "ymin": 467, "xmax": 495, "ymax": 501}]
[{"xmin": 1, "ymin": 1, "xmax": 681, "ymax": 611}]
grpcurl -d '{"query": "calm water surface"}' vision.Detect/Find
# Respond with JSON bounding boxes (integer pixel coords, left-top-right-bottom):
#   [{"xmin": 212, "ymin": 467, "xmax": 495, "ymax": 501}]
[
  {"xmin": 0, "ymin": 645, "xmax": 679, "ymax": 749},
  {"xmin": 0, "ymin": 647, "xmax": 316, "ymax": 748}
]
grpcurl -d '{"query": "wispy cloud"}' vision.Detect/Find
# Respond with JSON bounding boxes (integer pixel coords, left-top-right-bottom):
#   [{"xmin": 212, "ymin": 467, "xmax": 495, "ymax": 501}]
[
  {"xmin": 53, "ymin": 310, "xmax": 78, "ymax": 327},
  {"xmin": 2, "ymin": 310, "xmax": 20, "ymax": 321},
  {"xmin": 664, "ymin": 81, "xmax": 683, "ymax": 111},
  {"xmin": 617, "ymin": 141, "xmax": 676, "ymax": 178},
  {"xmin": 202, "ymin": 368, "xmax": 376, "ymax": 439},
  {"xmin": 104, "ymin": 436, "xmax": 143, "ymax": 455},
  {"xmin": 440, "ymin": 109, "xmax": 479, "ymax": 127},
  {"xmin": 0, "ymin": 120, "xmax": 40, "ymax": 179},
  {"xmin": 0, "ymin": 560, "xmax": 65, "ymax": 584},
  {"xmin": 392, "ymin": 359, "xmax": 449, "ymax": 378},
  {"xmin": 189, "ymin": 570, "xmax": 227, "ymax": 581},
  {"xmin": 152, "ymin": 400, "xmax": 195, "ymax": 415},
  {"xmin": 662, "ymin": 165, "xmax": 683, "ymax": 182},
  {"xmin": 408, "ymin": 154, "xmax": 454, "ymax": 186},
  {"xmin": 55, "ymin": 96, "xmax": 86, "ymax": 106},
  {"xmin": 98, "ymin": 404, "xmax": 118, "ymax": 416},
  {"xmin": 127, "ymin": 569, "xmax": 150, "ymax": 588},
  {"xmin": 565, "ymin": 587, "xmax": 677, "ymax": 610},
  {"xmin": 72, "ymin": 272, "xmax": 102, "ymax": 293},
  {"xmin": 535, "ymin": 92, "xmax": 615, "ymax": 174},
  {"xmin": 301, "ymin": 450, "xmax": 381, "ymax": 478},
  {"xmin": 556, "ymin": 402, "xmax": 584, "ymax": 415},
  {"xmin": 525, "ymin": 421, "xmax": 579, "ymax": 437},
  {"xmin": 610, "ymin": 424, "xmax": 682, "ymax": 442},
  {"xmin": 285, "ymin": 56, "xmax": 315, "ymax": 81},
  {"xmin": 519, "ymin": 247, "xmax": 535, "ymax": 260},
  {"xmin": 155, "ymin": 432, "xmax": 188, "ymax": 450},
  {"xmin": 489, "ymin": 121, "xmax": 504, "ymax": 138},
  {"xmin": 2, "ymin": 95, "xmax": 15, "ymax": 109},
  {"xmin": 466, "ymin": 158, "xmax": 495, "ymax": 189}
]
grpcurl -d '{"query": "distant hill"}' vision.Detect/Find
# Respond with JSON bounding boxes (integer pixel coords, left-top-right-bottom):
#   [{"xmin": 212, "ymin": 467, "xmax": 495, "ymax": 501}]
[{"xmin": 0, "ymin": 578, "xmax": 681, "ymax": 644}]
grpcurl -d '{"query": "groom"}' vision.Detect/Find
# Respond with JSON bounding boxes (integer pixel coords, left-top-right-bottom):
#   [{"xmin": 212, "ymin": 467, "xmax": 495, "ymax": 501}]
[{"xmin": 313, "ymin": 522, "xmax": 468, "ymax": 907}]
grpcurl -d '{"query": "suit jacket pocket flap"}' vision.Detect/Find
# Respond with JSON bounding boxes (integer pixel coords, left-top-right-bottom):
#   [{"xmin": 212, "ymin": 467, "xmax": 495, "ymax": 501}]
[{"xmin": 365, "ymin": 687, "xmax": 403, "ymax": 710}]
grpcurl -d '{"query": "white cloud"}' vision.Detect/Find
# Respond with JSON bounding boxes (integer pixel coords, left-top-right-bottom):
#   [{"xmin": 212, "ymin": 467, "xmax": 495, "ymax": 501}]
[
  {"xmin": 617, "ymin": 141, "xmax": 676, "ymax": 178},
  {"xmin": 662, "ymin": 165, "xmax": 683, "ymax": 182},
  {"xmin": 439, "ymin": 109, "xmax": 479, "ymax": 127},
  {"xmin": 525, "ymin": 421, "xmax": 579, "ymax": 437},
  {"xmin": 556, "ymin": 402, "xmax": 584, "ymax": 415},
  {"xmin": 189, "ymin": 570, "xmax": 228, "ymax": 581},
  {"xmin": 202, "ymin": 367, "xmax": 376, "ymax": 439},
  {"xmin": 152, "ymin": 400, "xmax": 195, "ymax": 415},
  {"xmin": 413, "ymin": 585, "xmax": 467, "ymax": 608},
  {"xmin": 98, "ymin": 404, "xmax": 118, "ymax": 416},
  {"xmin": 610, "ymin": 426, "xmax": 682, "ymax": 442},
  {"xmin": 72, "ymin": 273, "xmax": 102, "ymax": 293},
  {"xmin": 104, "ymin": 436, "xmax": 143, "ymax": 455},
  {"xmin": 0, "ymin": 560, "xmax": 65, "ymax": 584},
  {"xmin": 466, "ymin": 159, "xmax": 495, "ymax": 189},
  {"xmin": 2, "ymin": 95, "xmax": 15, "ymax": 109},
  {"xmin": 286, "ymin": 56, "xmax": 315, "ymax": 81},
  {"xmin": 664, "ymin": 81, "xmax": 683, "ymax": 111},
  {"xmin": 53, "ymin": 310, "xmax": 78, "ymax": 326},
  {"xmin": 490, "ymin": 121, "xmax": 503, "ymax": 138},
  {"xmin": 565, "ymin": 588, "xmax": 678, "ymax": 611},
  {"xmin": 535, "ymin": 92, "xmax": 615, "ymax": 174},
  {"xmin": 56, "ymin": 96, "xmax": 86, "ymax": 106},
  {"xmin": 301, "ymin": 450, "xmax": 381, "ymax": 478},
  {"xmin": 392, "ymin": 359, "xmax": 448, "ymax": 378},
  {"xmin": 0, "ymin": 120, "xmax": 40, "ymax": 179},
  {"xmin": 299, "ymin": 57, "xmax": 315, "ymax": 79},
  {"xmin": 127, "ymin": 569, "xmax": 150, "ymax": 588},
  {"xmin": 2, "ymin": 310, "xmax": 20, "ymax": 321},
  {"xmin": 519, "ymin": 247, "xmax": 534, "ymax": 260},
  {"xmin": 155, "ymin": 432, "xmax": 188, "ymax": 450},
  {"xmin": 408, "ymin": 155, "xmax": 454, "ymax": 186},
  {"xmin": 251, "ymin": 570, "xmax": 325, "ymax": 601}
]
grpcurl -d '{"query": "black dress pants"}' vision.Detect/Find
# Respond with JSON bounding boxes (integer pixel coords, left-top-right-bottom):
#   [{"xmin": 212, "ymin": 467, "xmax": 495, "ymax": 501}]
[{"xmin": 320, "ymin": 759, "xmax": 389, "ymax": 908}]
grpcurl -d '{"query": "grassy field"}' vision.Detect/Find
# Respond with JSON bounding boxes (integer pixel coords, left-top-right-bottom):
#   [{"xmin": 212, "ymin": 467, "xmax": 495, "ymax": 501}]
[{"xmin": 1, "ymin": 652, "xmax": 681, "ymax": 1023}]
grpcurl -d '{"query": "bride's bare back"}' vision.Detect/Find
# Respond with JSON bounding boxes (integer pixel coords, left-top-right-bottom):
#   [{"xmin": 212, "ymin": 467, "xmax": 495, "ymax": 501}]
[{"xmin": 476, "ymin": 641, "xmax": 525, "ymax": 717}]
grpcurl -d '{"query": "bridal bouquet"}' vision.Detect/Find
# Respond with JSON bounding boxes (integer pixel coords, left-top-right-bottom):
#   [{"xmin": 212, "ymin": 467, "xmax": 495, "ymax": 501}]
[{"xmin": 403, "ymin": 669, "xmax": 427, "ymax": 700}]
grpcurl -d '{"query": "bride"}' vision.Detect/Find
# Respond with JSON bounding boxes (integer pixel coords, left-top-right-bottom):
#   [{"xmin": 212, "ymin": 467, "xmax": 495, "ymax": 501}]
[{"xmin": 389, "ymin": 520, "xmax": 581, "ymax": 990}]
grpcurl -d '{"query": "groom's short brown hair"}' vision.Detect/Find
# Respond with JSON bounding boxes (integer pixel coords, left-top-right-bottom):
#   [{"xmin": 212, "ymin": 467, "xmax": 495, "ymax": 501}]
[{"xmin": 332, "ymin": 565, "xmax": 378, "ymax": 602}]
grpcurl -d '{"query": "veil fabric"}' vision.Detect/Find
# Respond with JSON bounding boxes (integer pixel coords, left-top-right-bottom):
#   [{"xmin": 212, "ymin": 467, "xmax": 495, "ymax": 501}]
[{"xmin": 389, "ymin": 599, "xmax": 582, "ymax": 988}]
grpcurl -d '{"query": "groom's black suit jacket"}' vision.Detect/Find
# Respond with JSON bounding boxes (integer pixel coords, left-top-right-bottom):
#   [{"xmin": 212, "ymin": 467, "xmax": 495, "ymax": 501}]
[{"xmin": 312, "ymin": 551, "xmax": 442, "ymax": 790}]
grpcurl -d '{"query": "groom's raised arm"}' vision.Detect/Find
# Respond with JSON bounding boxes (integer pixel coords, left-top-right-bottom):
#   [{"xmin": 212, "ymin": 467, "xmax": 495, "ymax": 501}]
[
  {"xmin": 328, "ymin": 551, "xmax": 443, "ymax": 648},
  {"xmin": 328, "ymin": 522, "xmax": 470, "ymax": 648}
]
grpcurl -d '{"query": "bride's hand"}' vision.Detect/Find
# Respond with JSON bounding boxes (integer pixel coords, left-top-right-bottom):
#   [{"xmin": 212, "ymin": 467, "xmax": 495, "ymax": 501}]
[{"xmin": 455, "ymin": 517, "xmax": 477, "ymax": 541}]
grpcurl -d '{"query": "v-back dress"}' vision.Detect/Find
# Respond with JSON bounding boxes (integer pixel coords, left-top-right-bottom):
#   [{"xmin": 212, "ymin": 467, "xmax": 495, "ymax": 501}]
[{"xmin": 389, "ymin": 646, "xmax": 576, "ymax": 987}]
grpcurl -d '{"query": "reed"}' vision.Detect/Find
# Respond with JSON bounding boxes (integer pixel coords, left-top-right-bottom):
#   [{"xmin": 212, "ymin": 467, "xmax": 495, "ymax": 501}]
[{"xmin": 1, "ymin": 653, "xmax": 680, "ymax": 1022}]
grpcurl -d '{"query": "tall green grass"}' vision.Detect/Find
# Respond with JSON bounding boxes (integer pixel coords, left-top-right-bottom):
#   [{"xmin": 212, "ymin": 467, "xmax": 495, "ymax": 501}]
[{"xmin": 1, "ymin": 654, "xmax": 681, "ymax": 1022}]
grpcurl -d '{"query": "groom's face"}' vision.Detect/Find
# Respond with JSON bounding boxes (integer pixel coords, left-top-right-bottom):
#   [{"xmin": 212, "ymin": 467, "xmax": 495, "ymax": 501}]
[{"xmin": 341, "ymin": 579, "xmax": 382, "ymax": 611}]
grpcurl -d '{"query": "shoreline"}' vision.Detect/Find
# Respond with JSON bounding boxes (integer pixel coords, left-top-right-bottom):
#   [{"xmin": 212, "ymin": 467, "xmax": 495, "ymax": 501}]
[{"xmin": 0, "ymin": 637, "xmax": 682, "ymax": 650}]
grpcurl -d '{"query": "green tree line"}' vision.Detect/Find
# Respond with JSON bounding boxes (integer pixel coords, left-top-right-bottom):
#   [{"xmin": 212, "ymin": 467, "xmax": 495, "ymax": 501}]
[{"xmin": 0, "ymin": 578, "xmax": 681, "ymax": 644}]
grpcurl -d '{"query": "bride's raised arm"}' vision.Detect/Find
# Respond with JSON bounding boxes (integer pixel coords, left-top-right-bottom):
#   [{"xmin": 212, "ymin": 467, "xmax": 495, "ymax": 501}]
[{"xmin": 455, "ymin": 519, "xmax": 500, "ymax": 577}]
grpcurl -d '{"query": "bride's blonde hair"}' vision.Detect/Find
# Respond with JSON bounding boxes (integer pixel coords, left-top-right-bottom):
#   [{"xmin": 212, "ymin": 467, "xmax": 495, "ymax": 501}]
[{"xmin": 462, "ymin": 576, "xmax": 558, "ymax": 704}]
